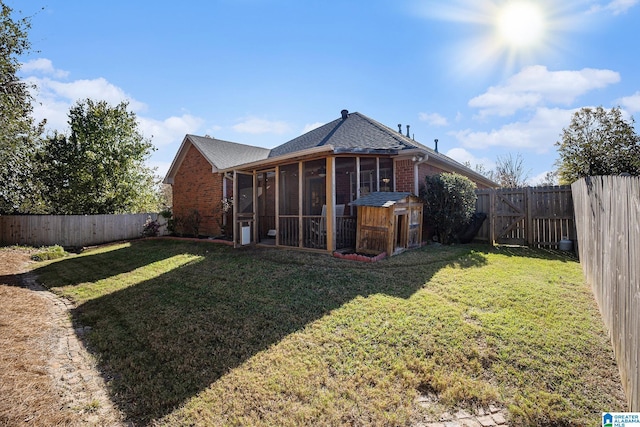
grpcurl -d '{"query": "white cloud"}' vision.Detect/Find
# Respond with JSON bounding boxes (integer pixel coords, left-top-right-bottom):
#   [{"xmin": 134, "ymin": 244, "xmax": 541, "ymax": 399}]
[
  {"xmin": 20, "ymin": 58, "xmax": 69, "ymax": 78},
  {"xmin": 302, "ymin": 122, "xmax": 324, "ymax": 134},
  {"xmin": 148, "ymin": 160, "xmax": 174, "ymax": 180},
  {"xmin": 589, "ymin": 0, "xmax": 639, "ymax": 15},
  {"xmin": 445, "ymin": 147, "xmax": 495, "ymax": 170},
  {"xmin": 452, "ymin": 107, "xmax": 575, "ymax": 153},
  {"xmin": 529, "ymin": 170, "xmax": 557, "ymax": 186},
  {"xmin": 37, "ymin": 77, "xmax": 147, "ymax": 112},
  {"xmin": 418, "ymin": 112, "xmax": 449, "ymax": 127},
  {"xmin": 138, "ymin": 115, "xmax": 204, "ymax": 147},
  {"xmin": 233, "ymin": 117, "xmax": 291, "ymax": 135},
  {"xmin": 469, "ymin": 66, "xmax": 620, "ymax": 117},
  {"xmin": 618, "ymin": 91, "xmax": 640, "ymax": 113}
]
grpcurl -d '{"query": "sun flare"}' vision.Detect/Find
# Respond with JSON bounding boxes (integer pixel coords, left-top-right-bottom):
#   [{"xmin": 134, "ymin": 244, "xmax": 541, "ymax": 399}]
[
  {"xmin": 420, "ymin": 0, "xmax": 575, "ymax": 75},
  {"xmin": 496, "ymin": 2, "xmax": 545, "ymax": 48}
]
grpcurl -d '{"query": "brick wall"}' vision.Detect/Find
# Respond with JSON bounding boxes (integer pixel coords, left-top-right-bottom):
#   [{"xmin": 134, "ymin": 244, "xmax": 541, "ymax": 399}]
[
  {"xmin": 395, "ymin": 159, "xmax": 414, "ymax": 192},
  {"xmin": 396, "ymin": 160, "xmax": 489, "ymax": 194},
  {"xmin": 172, "ymin": 144, "xmax": 224, "ymax": 236}
]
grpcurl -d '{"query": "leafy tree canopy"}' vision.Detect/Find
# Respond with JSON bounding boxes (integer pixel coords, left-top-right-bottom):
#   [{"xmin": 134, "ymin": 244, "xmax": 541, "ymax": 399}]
[
  {"xmin": 39, "ymin": 99, "xmax": 159, "ymax": 214},
  {"xmin": 555, "ymin": 106, "xmax": 640, "ymax": 184},
  {"xmin": 0, "ymin": 1, "xmax": 45, "ymax": 213}
]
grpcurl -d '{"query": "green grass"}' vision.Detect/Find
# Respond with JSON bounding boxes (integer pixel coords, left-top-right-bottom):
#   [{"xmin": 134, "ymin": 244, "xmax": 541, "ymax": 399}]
[
  {"xmin": 30, "ymin": 245, "xmax": 67, "ymax": 261},
  {"xmin": 33, "ymin": 240, "xmax": 626, "ymax": 426}
]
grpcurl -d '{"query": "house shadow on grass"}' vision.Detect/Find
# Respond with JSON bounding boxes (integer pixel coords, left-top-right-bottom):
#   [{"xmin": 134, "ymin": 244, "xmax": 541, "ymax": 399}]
[{"xmin": 35, "ymin": 240, "xmax": 489, "ymax": 425}]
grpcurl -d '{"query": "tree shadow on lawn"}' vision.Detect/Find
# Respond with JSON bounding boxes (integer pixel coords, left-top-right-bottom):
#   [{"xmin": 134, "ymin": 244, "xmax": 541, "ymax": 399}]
[
  {"xmin": 33, "ymin": 239, "xmax": 210, "ymax": 288},
  {"xmin": 40, "ymin": 241, "xmax": 489, "ymax": 425}
]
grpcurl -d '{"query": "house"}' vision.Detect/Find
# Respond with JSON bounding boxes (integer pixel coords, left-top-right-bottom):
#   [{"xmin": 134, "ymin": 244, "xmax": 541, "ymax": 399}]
[{"xmin": 164, "ymin": 109, "xmax": 496, "ymax": 253}]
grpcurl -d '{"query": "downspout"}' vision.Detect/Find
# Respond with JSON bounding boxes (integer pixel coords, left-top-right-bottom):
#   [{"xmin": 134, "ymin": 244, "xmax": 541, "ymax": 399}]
[{"xmin": 412, "ymin": 154, "xmax": 429, "ymax": 195}]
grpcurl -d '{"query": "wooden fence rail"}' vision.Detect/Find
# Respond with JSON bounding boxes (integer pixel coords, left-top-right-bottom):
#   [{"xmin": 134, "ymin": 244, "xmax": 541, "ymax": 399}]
[
  {"xmin": 475, "ymin": 185, "xmax": 576, "ymax": 248},
  {"xmin": 572, "ymin": 176, "xmax": 640, "ymax": 411},
  {"xmin": 0, "ymin": 213, "xmax": 164, "ymax": 248}
]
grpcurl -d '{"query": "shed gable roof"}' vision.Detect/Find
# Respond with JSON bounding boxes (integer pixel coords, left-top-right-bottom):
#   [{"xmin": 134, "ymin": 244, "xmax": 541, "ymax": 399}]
[{"xmin": 350, "ymin": 192, "xmax": 415, "ymax": 207}]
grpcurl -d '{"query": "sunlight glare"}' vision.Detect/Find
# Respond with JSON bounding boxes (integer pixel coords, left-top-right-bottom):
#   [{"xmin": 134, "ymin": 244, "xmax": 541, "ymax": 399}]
[
  {"xmin": 497, "ymin": 2, "xmax": 545, "ymax": 47},
  {"xmin": 415, "ymin": 0, "xmax": 578, "ymax": 76}
]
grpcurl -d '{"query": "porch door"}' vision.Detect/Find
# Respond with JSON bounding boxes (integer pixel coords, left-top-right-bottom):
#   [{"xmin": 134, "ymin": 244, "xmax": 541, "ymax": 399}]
[
  {"xmin": 257, "ymin": 170, "xmax": 276, "ymax": 243},
  {"xmin": 234, "ymin": 170, "xmax": 256, "ymax": 246}
]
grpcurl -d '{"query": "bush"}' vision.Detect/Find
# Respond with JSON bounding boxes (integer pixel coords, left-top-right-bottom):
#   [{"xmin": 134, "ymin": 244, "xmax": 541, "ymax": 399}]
[
  {"xmin": 182, "ymin": 209, "xmax": 202, "ymax": 237},
  {"xmin": 141, "ymin": 216, "xmax": 161, "ymax": 237},
  {"xmin": 420, "ymin": 173, "xmax": 477, "ymax": 245},
  {"xmin": 31, "ymin": 245, "xmax": 67, "ymax": 261}
]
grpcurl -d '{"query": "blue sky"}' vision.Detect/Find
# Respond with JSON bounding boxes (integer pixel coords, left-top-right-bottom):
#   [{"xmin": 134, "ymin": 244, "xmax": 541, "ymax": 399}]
[{"xmin": 14, "ymin": 0, "xmax": 640, "ymax": 184}]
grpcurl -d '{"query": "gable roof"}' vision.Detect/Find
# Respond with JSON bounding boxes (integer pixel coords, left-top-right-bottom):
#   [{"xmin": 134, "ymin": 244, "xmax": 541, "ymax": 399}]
[
  {"xmin": 164, "ymin": 111, "xmax": 497, "ymax": 188},
  {"xmin": 188, "ymin": 134, "xmax": 271, "ymax": 170},
  {"xmin": 350, "ymin": 192, "xmax": 415, "ymax": 207},
  {"xmin": 269, "ymin": 112, "xmax": 427, "ymax": 157},
  {"xmin": 163, "ymin": 135, "xmax": 270, "ymax": 183}
]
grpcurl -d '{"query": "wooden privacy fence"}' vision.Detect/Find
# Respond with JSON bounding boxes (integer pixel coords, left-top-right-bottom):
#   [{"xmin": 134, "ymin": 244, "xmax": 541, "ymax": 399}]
[
  {"xmin": 475, "ymin": 186, "xmax": 576, "ymax": 248},
  {"xmin": 572, "ymin": 175, "xmax": 640, "ymax": 411},
  {"xmin": 0, "ymin": 213, "xmax": 164, "ymax": 248}
]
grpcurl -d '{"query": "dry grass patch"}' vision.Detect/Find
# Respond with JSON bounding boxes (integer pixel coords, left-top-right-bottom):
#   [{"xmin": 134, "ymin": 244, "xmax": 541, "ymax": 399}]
[{"xmin": 0, "ymin": 248, "xmax": 82, "ymax": 426}]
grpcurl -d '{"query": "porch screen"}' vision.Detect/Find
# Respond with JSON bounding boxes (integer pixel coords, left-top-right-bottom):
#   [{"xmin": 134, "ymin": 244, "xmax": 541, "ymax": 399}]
[
  {"xmin": 278, "ymin": 163, "xmax": 299, "ymax": 246},
  {"xmin": 379, "ymin": 158, "xmax": 394, "ymax": 192},
  {"xmin": 237, "ymin": 173, "xmax": 253, "ymax": 214},
  {"xmin": 336, "ymin": 158, "xmax": 356, "ymax": 216},
  {"xmin": 279, "ymin": 163, "xmax": 299, "ymax": 215},
  {"xmin": 360, "ymin": 158, "xmax": 376, "ymax": 195}
]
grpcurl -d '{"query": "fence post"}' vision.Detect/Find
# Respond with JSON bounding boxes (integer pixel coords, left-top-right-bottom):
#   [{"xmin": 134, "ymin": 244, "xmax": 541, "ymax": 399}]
[{"xmin": 489, "ymin": 189, "xmax": 496, "ymax": 245}]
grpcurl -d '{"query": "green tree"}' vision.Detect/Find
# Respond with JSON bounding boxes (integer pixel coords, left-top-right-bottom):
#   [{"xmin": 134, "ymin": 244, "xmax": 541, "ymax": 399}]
[
  {"xmin": 420, "ymin": 172, "xmax": 477, "ymax": 245},
  {"xmin": 555, "ymin": 106, "xmax": 640, "ymax": 184},
  {"xmin": 0, "ymin": 2, "xmax": 45, "ymax": 213},
  {"xmin": 39, "ymin": 99, "xmax": 159, "ymax": 214}
]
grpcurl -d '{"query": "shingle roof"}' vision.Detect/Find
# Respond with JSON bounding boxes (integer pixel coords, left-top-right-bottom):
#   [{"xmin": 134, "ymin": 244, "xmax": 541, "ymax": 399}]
[
  {"xmin": 188, "ymin": 135, "xmax": 270, "ymax": 170},
  {"xmin": 350, "ymin": 192, "xmax": 415, "ymax": 207},
  {"xmin": 269, "ymin": 112, "xmax": 431, "ymax": 157}
]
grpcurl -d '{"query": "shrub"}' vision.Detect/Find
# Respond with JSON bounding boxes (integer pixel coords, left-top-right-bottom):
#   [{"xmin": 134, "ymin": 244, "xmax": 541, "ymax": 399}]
[
  {"xmin": 141, "ymin": 216, "xmax": 161, "ymax": 237},
  {"xmin": 182, "ymin": 209, "xmax": 202, "ymax": 237},
  {"xmin": 420, "ymin": 173, "xmax": 477, "ymax": 244},
  {"xmin": 31, "ymin": 245, "xmax": 67, "ymax": 261}
]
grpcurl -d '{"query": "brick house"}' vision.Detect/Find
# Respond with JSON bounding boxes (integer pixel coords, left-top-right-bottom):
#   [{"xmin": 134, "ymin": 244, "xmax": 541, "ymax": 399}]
[{"xmin": 164, "ymin": 110, "xmax": 496, "ymax": 252}]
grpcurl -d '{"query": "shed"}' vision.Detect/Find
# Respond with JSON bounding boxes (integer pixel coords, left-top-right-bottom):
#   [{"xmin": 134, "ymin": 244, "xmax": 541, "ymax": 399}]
[{"xmin": 350, "ymin": 192, "xmax": 423, "ymax": 256}]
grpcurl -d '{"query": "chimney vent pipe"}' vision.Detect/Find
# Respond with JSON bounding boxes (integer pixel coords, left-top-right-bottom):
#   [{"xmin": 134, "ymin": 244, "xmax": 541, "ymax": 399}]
[
  {"xmin": 434, "ymin": 139, "xmax": 439, "ymax": 153},
  {"xmin": 406, "ymin": 125, "xmax": 410, "ymax": 138},
  {"xmin": 341, "ymin": 109, "xmax": 349, "ymax": 120}
]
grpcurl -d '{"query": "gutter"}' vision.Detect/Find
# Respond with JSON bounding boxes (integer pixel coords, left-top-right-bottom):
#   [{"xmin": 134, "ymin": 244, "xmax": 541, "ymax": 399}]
[{"xmin": 218, "ymin": 145, "xmax": 335, "ymax": 173}]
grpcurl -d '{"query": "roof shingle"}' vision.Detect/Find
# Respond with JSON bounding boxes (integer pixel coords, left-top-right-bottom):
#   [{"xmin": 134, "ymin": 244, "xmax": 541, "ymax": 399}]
[{"xmin": 188, "ymin": 135, "xmax": 270, "ymax": 170}]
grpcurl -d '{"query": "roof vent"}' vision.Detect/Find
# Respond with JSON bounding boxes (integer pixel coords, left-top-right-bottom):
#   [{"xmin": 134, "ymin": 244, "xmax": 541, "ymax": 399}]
[
  {"xmin": 398, "ymin": 124, "xmax": 402, "ymax": 133},
  {"xmin": 434, "ymin": 139, "xmax": 439, "ymax": 153},
  {"xmin": 341, "ymin": 109, "xmax": 349, "ymax": 120},
  {"xmin": 406, "ymin": 124, "xmax": 410, "ymax": 138}
]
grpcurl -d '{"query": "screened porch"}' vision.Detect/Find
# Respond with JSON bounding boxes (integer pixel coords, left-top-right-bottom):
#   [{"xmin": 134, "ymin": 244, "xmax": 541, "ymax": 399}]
[{"xmin": 232, "ymin": 155, "xmax": 395, "ymax": 252}]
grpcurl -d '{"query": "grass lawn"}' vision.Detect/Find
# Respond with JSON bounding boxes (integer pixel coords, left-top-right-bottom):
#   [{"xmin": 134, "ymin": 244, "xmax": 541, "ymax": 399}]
[{"xmin": 33, "ymin": 239, "xmax": 625, "ymax": 426}]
